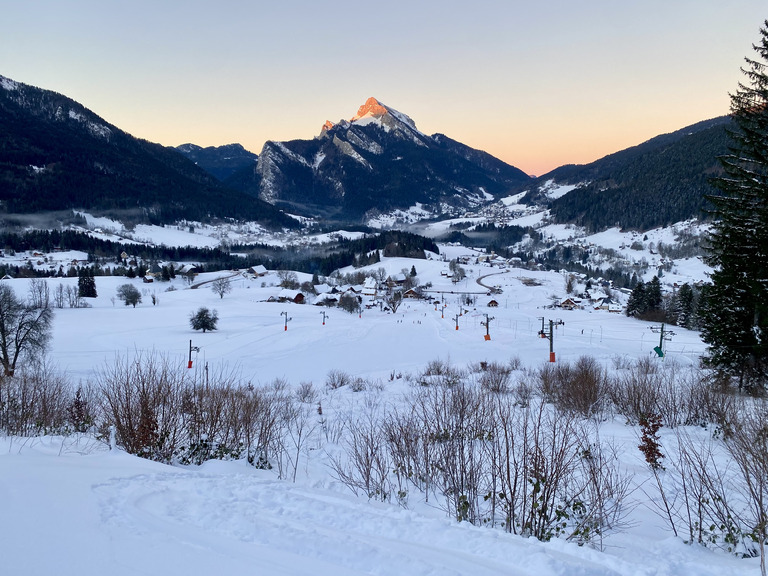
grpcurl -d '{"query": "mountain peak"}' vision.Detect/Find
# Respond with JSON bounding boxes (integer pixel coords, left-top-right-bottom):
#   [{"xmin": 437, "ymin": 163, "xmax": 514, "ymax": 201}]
[{"xmin": 350, "ymin": 97, "xmax": 388, "ymax": 122}]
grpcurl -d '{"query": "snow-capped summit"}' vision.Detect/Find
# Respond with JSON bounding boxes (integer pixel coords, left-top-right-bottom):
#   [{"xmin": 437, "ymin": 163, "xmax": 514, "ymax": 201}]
[
  {"xmin": 349, "ymin": 96, "xmax": 419, "ymax": 133},
  {"xmin": 250, "ymin": 97, "xmax": 530, "ymax": 220},
  {"xmin": 350, "ymin": 97, "xmax": 389, "ymax": 122}
]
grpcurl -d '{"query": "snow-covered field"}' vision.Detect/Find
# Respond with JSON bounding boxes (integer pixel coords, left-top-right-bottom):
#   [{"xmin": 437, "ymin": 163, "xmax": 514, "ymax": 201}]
[{"xmin": 0, "ymin": 247, "xmax": 760, "ymax": 575}]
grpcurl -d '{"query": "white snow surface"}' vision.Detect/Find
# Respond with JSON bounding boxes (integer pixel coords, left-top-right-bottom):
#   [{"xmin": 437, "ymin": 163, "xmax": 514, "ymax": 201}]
[
  {"xmin": 68, "ymin": 109, "xmax": 112, "ymax": 139},
  {"xmin": 1, "ymin": 75, "xmax": 19, "ymax": 91},
  {"xmin": 0, "ymin": 217, "xmax": 753, "ymax": 576},
  {"xmin": 540, "ymin": 179, "xmax": 581, "ymax": 200},
  {"xmin": 367, "ymin": 204, "xmax": 434, "ymax": 228},
  {"xmin": 0, "ymin": 256, "xmax": 759, "ymax": 575}
]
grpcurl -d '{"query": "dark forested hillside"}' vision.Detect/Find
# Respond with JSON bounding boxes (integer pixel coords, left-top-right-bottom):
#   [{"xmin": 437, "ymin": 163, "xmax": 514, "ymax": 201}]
[
  {"xmin": 175, "ymin": 143, "xmax": 258, "ymax": 181},
  {"xmin": 528, "ymin": 117, "xmax": 732, "ymax": 231},
  {"xmin": 0, "ymin": 76, "xmax": 296, "ymax": 229}
]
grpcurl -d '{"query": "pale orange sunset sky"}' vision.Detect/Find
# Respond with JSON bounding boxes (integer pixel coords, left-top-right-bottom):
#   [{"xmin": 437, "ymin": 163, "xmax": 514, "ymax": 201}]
[{"xmin": 2, "ymin": 1, "xmax": 766, "ymax": 176}]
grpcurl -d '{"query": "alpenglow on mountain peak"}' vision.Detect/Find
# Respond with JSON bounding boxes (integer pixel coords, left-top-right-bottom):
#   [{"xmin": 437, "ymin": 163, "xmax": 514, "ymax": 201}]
[
  {"xmin": 321, "ymin": 96, "xmax": 417, "ymax": 133},
  {"xmin": 350, "ymin": 97, "xmax": 389, "ymax": 121}
]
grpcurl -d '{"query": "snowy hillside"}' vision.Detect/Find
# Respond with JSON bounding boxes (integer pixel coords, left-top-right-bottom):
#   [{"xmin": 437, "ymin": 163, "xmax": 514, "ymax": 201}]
[{"xmin": 0, "ymin": 244, "xmax": 763, "ymax": 576}]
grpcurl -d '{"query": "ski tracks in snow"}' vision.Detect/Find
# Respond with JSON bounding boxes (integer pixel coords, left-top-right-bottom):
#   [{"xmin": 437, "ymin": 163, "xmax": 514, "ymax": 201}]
[{"xmin": 93, "ymin": 469, "xmax": 629, "ymax": 576}]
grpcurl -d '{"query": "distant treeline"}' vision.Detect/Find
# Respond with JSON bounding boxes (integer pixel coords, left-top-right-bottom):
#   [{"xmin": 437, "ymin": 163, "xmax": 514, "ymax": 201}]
[{"xmin": 0, "ymin": 229, "xmax": 439, "ymax": 278}]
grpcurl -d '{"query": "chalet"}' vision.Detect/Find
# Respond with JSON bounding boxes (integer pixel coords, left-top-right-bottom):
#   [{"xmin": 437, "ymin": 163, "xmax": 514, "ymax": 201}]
[
  {"xmin": 386, "ymin": 273, "xmax": 407, "ymax": 288},
  {"xmin": 177, "ymin": 264, "xmax": 199, "ymax": 275},
  {"xmin": 248, "ymin": 265, "xmax": 268, "ymax": 277},
  {"xmin": 593, "ymin": 297, "xmax": 621, "ymax": 313},
  {"xmin": 488, "ymin": 299, "xmax": 499, "ymax": 308},
  {"xmin": 362, "ymin": 277, "xmax": 378, "ymax": 297},
  {"xmin": 559, "ymin": 297, "xmax": 582, "ymax": 310},
  {"xmin": 403, "ymin": 288, "xmax": 421, "ymax": 299},
  {"xmin": 277, "ymin": 289, "xmax": 305, "ymax": 304},
  {"xmin": 315, "ymin": 294, "xmax": 338, "ymax": 306}
]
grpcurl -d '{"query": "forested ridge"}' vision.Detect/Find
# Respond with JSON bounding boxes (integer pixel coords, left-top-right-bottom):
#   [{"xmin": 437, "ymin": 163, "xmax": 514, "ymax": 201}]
[
  {"xmin": 529, "ymin": 117, "xmax": 732, "ymax": 231},
  {"xmin": 0, "ymin": 77, "xmax": 296, "ymax": 229}
]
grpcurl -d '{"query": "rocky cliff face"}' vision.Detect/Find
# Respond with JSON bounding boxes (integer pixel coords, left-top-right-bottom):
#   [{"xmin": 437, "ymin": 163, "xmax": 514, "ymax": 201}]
[{"xmin": 243, "ymin": 97, "xmax": 531, "ymax": 221}]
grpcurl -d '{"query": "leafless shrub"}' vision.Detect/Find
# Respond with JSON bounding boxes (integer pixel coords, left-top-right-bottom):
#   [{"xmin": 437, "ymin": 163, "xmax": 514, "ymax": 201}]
[
  {"xmin": 487, "ymin": 397, "xmax": 590, "ymax": 540},
  {"xmin": 382, "ymin": 406, "xmax": 424, "ymax": 506},
  {"xmin": 239, "ymin": 382, "xmax": 286, "ymax": 469},
  {"xmin": 326, "ymin": 369, "xmax": 354, "ymax": 390},
  {"xmin": 329, "ymin": 409, "xmax": 392, "ymax": 501},
  {"xmin": 567, "ymin": 356, "xmax": 607, "ymax": 417},
  {"xmin": 538, "ymin": 357, "xmax": 607, "ymax": 418},
  {"xmin": 350, "ymin": 377, "xmax": 367, "ymax": 393},
  {"xmin": 367, "ymin": 378, "xmax": 386, "ymax": 393},
  {"xmin": 670, "ymin": 429, "xmax": 739, "ymax": 550},
  {"xmin": 320, "ymin": 416, "xmax": 346, "ymax": 444},
  {"xmin": 478, "ymin": 361, "xmax": 512, "ymax": 394},
  {"xmin": 508, "ymin": 355, "xmax": 522, "ymax": 371},
  {"xmin": 175, "ymin": 365, "xmax": 246, "ymax": 465},
  {"xmin": 415, "ymin": 359, "xmax": 464, "ymax": 388},
  {"xmin": 723, "ymin": 402, "xmax": 768, "ymax": 569},
  {"xmin": 96, "ymin": 351, "xmax": 186, "ymax": 463},
  {"xmin": 276, "ymin": 400, "xmax": 318, "ymax": 482},
  {"xmin": 609, "ymin": 356, "xmax": 660, "ymax": 424},
  {"xmin": 416, "ymin": 382, "xmax": 490, "ymax": 522},
  {"xmin": 424, "ymin": 358, "xmax": 452, "ymax": 376},
  {"xmin": 0, "ymin": 362, "xmax": 71, "ymax": 435},
  {"xmin": 537, "ymin": 362, "xmax": 563, "ymax": 401},
  {"xmin": 695, "ymin": 371, "xmax": 744, "ymax": 433},
  {"xmin": 325, "ymin": 356, "xmax": 632, "ymax": 546},
  {"xmin": 611, "ymin": 354, "xmax": 633, "ymax": 371},
  {"xmin": 295, "ymin": 381, "xmax": 318, "ymax": 404},
  {"xmin": 573, "ymin": 430, "xmax": 636, "ymax": 549},
  {"xmin": 512, "ymin": 377, "xmax": 534, "ymax": 407}
]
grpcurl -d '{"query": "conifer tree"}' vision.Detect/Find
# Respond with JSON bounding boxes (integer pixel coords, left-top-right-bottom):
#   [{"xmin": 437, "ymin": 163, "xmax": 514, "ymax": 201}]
[
  {"xmin": 645, "ymin": 276, "xmax": 663, "ymax": 311},
  {"xmin": 699, "ymin": 21, "xmax": 768, "ymax": 388},
  {"xmin": 77, "ymin": 268, "xmax": 97, "ymax": 298},
  {"xmin": 626, "ymin": 281, "xmax": 646, "ymax": 317},
  {"xmin": 673, "ymin": 283, "xmax": 695, "ymax": 329}
]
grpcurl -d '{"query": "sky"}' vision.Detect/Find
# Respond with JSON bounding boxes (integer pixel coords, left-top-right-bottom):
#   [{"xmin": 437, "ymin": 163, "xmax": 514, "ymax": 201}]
[{"xmin": 2, "ymin": 1, "xmax": 766, "ymax": 176}]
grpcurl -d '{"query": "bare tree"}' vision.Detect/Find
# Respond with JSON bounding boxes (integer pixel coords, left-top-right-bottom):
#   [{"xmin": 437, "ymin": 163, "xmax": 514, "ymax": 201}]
[
  {"xmin": 65, "ymin": 285, "xmax": 82, "ymax": 308},
  {"xmin": 386, "ymin": 290, "xmax": 403, "ymax": 313},
  {"xmin": 53, "ymin": 283, "xmax": 66, "ymax": 309},
  {"xmin": 277, "ymin": 270, "xmax": 299, "ymax": 289},
  {"xmin": 27, "ymin": 278, "xmax": 50, "ymax": 309},
  {"xmin": 0, "ymin": 283, "xmax": 53, "ymax": 376},
  {"xmin": 210, "ymin": 276, "xmax": 232, "ymax": 299}
]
